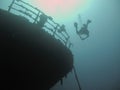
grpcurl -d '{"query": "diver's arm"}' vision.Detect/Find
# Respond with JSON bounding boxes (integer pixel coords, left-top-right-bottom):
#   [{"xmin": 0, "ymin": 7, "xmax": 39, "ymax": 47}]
[
  {"xmin": 74, "ymin": 22, "xmax": 79, "ymax": 33},
  {"xmin": 86, "ymin": 19, "xmax": 91, "ymax": 27}
]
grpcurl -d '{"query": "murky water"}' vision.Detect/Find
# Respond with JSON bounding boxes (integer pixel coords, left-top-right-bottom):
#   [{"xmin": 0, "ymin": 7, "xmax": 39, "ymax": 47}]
[{"xmin": 0, "ymin": 0, "xmax": 120, "ymax": 90}]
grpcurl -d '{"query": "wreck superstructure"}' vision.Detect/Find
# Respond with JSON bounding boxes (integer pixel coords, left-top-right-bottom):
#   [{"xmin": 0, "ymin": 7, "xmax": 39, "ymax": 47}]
[
  {"xmin": 8, "ymin": 0, "xmax": 72, "ymax": 48},
  {"xmin": 0, "ymin": 0, "xmax": 83, "ymax": 90}
]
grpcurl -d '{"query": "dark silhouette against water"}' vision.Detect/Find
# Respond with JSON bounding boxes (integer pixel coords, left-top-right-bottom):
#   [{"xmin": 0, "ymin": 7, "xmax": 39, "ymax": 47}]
[
  {"xmin": 58, "ymin": 24, "xmax": 66, "ymax": 33},
  {"xmin": 0, "ymin": 0, "xmax": 92, "ymax": 90},
  {"xmin": 37, "ymin": 14, "xmax": 48, "ymax": 27},
  {"xmin": 58, "ymin": 24, "xmax": 70, "ymax": 45},
  {"xmin": 0, "ymin": 8, "xmax": 74, "ymax": 90},
  {"xmin": 74, "ymin": 19, "xmax": 91, "ymax": 40}
]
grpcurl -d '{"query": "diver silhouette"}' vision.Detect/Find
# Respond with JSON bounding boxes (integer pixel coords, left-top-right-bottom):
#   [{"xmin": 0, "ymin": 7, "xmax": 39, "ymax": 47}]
[
  {"xmin": 37, "ymin": 14, "xmax": 48, "ymax": 27},
  {"xmin": 74, "ymin": 19, "xmax": 91, "ymax": 40}
]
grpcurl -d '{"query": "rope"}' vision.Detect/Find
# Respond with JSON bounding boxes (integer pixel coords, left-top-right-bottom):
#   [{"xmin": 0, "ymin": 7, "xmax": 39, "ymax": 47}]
[{"xmin": 73, "ymin": 65, "xmax": 82, "ymax": 90}]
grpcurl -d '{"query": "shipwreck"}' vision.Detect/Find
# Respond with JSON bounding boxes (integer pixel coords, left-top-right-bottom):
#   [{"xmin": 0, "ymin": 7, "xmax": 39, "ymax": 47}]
[{"xmin": 0, "ymin": 0, "xmax": 75, "ymax": 90}]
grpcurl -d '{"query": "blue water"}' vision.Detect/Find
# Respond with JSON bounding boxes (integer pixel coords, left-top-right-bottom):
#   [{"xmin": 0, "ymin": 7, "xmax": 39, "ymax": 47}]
[{"xmin": 0, "ymin": 0, "xmax": 120, "ymax": 90}]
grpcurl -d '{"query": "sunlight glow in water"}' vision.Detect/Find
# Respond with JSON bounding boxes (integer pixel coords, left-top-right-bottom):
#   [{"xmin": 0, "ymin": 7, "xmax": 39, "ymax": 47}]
[{"xmin": 31, "ymin": 0, "xmax": 91, "ymax": 23}]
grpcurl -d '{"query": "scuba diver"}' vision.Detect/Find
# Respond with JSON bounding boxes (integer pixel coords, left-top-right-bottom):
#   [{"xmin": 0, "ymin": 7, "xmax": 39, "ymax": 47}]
[{"xmin": 74, "ymin": 19, "xmax": 91, "ymax": 40}]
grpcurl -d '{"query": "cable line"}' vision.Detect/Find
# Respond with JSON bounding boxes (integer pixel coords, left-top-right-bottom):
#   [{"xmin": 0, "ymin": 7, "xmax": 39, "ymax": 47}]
[{"xmin": 73, "ymin": 65, "xmax": 82, "ymax": 90}]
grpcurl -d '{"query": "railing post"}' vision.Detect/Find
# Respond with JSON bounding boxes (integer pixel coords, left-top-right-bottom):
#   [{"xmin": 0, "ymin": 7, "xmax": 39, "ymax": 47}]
[
  {"xmin": 7, "ymin": 0, "xmax": 72, "ymax": 49},
  {"xmin": 33, "ymin": 11, "xmax": 40, "ymax": 24},
  {"xmin": 65, "ymin": 36, "xmax": 70, "ymax": 46},
  {"xmin": 8, "ymin": 0, "xmax": 15, "ymax": 12},
  {"xmin": 52, "ymin": 25, "xmax": 58, "ymax": 37}
]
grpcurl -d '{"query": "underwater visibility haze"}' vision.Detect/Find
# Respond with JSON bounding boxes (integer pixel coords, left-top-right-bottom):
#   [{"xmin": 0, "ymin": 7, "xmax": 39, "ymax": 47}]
[{"xmin": 0, "ymin": 0, "xmax": 120, "ymax": 90}]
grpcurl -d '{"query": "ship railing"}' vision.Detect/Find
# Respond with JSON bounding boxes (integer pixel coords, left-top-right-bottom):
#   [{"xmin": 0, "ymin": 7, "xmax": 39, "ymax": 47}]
[{"xmin": 8, "ymin": 0, "xmax": 73, "ymax": 49}]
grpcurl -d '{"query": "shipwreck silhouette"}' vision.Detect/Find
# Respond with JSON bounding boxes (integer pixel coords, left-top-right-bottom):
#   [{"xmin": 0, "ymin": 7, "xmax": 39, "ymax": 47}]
[
  {"xmin": 0, "ymin": 0, "xmax": 86, "ymax": 90},
  {"xmin": 0, "ymin": 0, "xmax": 84, "ymax": 90}
]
